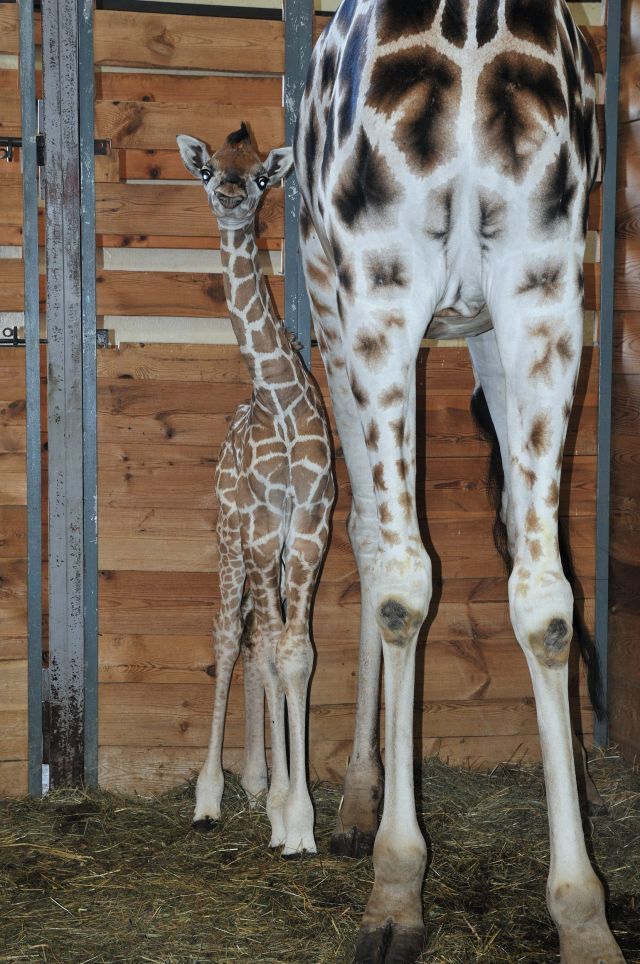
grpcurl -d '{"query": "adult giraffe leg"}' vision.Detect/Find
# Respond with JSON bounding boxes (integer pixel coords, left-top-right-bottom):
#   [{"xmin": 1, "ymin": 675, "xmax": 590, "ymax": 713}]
[
  {"xmin": 487, "ymin": 265, "xmax": 624, "ymax": 963},
  {"xmin": 194, "ymin": 500, "xmax": 245, "ymax": 827},
  {"xmin": 300, "ymin": 221, "xmax": 383, "ymax": 858},
  {"xmin": 468, "ymin": 329, "xmax": 608, "ymax": 820}
]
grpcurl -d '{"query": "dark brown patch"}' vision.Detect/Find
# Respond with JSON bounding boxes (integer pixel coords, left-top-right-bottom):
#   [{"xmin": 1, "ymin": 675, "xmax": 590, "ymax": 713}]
[
  {"xmin": 396, "ymin": 458, "xmax": 409, "ymax": 482},
  {"xmin": 534, "ymin": 145, "xmax": 578, "ymax": 236},
  {"xmin": 529, "ymin": 342, "xmax": 553, "ymax": 381},
  {"xmin": 379, "ymin": 384, "xmax": 404, "ymax": 408},
  {"xmin": 299, "ymin": 203, "xmax": 313, "ymax": 241},
  {"xmin": 517, "ymin": 262, "xmax": 565, "ymax": 300},
  {"xmin": 333, "ymin": 128, "xmax": 403, "ymax": 229},
  {"xmin": 442, "ymin": 0, "xmax": 468, "ymax": 48},
  {"xmin": 366, "ymin": 46, "xmax": 461, "ymax": 175},
  {"xmin": 476, "ymin": 0, "xmax": 498, "ymax": 46},
  {"xmin": 377, "ymin": 0, "xmax": 439, "ymax": 43},
  {"xmin": 563, "ymin": 400, "xmax": 572, "ymax": 421},
  {"xmin": 477, "ymin": 52, "xmax": 566, "ymax": 181},
  {"xmin": 355, "ymin": 328, "xmax": 388, "ymax": 368},
  {"xmin": 365, "ymin": 419, "xmax": 380, "ymax": 451},
  {"xmin": 478, "ymin": 191, "xmax": 506, "ymax": 247},
  {"xmin": 307, "ymin": 262, "xmax": 331, "ymax": 288},
  {"xmin": 379, "ymin": 501, "xmax": 392, "ymax": 525},
  {"xmin": 555, "ymin": 333, "xmax": 574, "ymax": 365},
  {"xmin": 383, "ymin": 314, "xmax": 405, "ymax": 329},
  {"xmin": 367, "ymin": 252, "xmax": 407, "ymax": 291},
  {"xmin": 505, "ymin": 0, "xmax": 557, "ymax": 53},
  {"xmin": 528, "ymin": 414, "xmax": 551, "ymax": 456},
  {"xmin": 390, "ymin": 417, "xmax": 405, "ymax": 447},
  {"xmin": 372, "ymin": 463, "xmax": 387, "ymax": 491},
  {"xmin": 518, "ymin": 461, "xmax": 537, "ymax": 489},
  {"xmin": 350, "ymin": 372, "xmax": 370, "ymax": 408}
]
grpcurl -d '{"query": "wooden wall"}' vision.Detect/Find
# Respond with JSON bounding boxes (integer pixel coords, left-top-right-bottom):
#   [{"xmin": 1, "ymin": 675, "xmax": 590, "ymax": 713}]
[
  {"xmin": 609, "ymin": 0, "xmax": 640, "ymax": 762},
  {"xmin": 0, "ymin": 2, "xmax": 608, "ymax": 796},
  {"xmin": 0, "ymin": 351, "xmax": 28, "ymax": 796}
]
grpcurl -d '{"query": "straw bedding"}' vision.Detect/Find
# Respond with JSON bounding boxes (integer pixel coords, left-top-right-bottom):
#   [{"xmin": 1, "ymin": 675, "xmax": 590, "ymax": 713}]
[{"xmin": 0, "ymin": 752, "xmax": 638, "ymax": 963}]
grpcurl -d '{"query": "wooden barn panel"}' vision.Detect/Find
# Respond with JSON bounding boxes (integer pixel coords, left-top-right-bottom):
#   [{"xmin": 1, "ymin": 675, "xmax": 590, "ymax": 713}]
[{"xmin": 0, "ymin": 350, "xmax": 28, "ymax": 796}]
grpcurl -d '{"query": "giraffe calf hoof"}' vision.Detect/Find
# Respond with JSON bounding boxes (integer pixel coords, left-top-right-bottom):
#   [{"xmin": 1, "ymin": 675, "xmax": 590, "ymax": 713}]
[
  {"xmin": 354, "ymin": 922, "xmax": 425, "ymax": 964},
  {"xmin": 330, "ymin": 827, "xmax": 376, "ymax": 858},
  {"xmin": 192, "ymin": 817, "xmax": 218, "ymax": 833}
]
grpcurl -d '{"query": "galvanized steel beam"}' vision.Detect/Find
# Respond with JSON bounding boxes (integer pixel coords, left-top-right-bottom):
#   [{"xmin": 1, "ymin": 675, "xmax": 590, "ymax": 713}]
[
  {"xmin": 594, "ymin": 0, "xmax": 622, "ymax": 747},
  {"xmin": 19, "ymin": 0, "xmax": 43, "ymax": 797},
  {"xmin": 41, "ymin": 0, "xmax": 94, "ymax": 787},
  {"xmin": 283, "ymin": 0, "xmax": 313, "ymax": 370}
]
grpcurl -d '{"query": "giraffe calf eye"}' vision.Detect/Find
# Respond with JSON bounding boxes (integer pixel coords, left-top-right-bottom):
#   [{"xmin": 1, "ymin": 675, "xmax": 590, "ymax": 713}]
[
  {"xmin": 201, "ymin": 169, "xmax": 212, "ymax": 184},
  {"xmin": 256, "ymin": 175, "xmax": 269, "ymax": 191}
]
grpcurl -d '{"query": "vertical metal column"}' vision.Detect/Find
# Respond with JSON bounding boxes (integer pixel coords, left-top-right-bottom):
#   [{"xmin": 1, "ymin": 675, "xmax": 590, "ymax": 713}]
[
  {"xmin": 283, "ymin": 0, "xmax": 313, "ymax": 370},
  {"xmin": 79, "ymin": 0, "xmax": 98, "ymax": 788},
  {"xmin": 41, "ymin": 0, "xmax": 96, "ymax": 787},
  {"xmin": 595, "ymin": 0, "xmax": 622, "ymax": 747},
  {"xmin": 19, "ymin": 0, "xmax": 43, "ymax": 797}
]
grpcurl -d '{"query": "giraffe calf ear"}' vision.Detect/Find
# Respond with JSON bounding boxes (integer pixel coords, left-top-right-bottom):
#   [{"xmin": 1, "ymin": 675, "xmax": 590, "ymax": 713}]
[
  {"xmin": 176, "ymin": 134, "xmax": 210, "ymax": 179},
  {"xmin": 264, "ymin": 146, "xmax": 294, "ymax": 186}
]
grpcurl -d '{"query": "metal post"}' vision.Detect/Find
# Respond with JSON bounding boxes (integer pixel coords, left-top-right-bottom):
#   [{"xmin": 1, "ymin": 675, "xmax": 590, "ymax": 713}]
[
  {"xmin": 41, "ymin": 0, "xmax": 88, "ymax": 787},
  {"xmin": 19, "ymin": 0, "xmax": 43, "ymax": 797},
  {"xmin": 283, "ymin": 0, "xmax": 313, "ymax": 370},
  {"xmin": 595, "ymin": 0, "xmax": 622, "ymax": 747},
  {"xmin": 79, "ymin": 0, "xmax": 98, "ymax": 789}
]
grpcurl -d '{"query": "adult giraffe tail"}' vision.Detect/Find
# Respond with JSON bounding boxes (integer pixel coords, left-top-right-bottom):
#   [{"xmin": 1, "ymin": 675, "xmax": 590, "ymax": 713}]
[{"xmin": 470, "ymin": 385, "xmax": 607, "ymax": 722}]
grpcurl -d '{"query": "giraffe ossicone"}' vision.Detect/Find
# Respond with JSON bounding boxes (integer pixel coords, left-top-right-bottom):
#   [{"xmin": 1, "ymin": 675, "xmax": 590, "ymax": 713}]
[
  {"xmin": 295, "ymin": 1, "xmax": 624, "ymax": 962},
  {"xmin": 177, "ymin": 124, "xmax": 334, "ymax": 856}
]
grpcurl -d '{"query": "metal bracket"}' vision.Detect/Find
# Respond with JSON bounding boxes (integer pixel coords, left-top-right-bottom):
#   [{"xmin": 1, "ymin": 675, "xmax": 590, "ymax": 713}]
[
  {"xmin": 0, "ymin": 325, "xmax": 108, "ymax": 349},
  {"xmin": 0, "ymin": 134, "xmax": 110, "ymax": 164}
]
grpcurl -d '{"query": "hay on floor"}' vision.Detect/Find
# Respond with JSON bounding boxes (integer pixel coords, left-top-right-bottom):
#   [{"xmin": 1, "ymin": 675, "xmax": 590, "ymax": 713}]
[{"xmin": 0, "ymin": 752, "xmax": 638, "ymax": 963}]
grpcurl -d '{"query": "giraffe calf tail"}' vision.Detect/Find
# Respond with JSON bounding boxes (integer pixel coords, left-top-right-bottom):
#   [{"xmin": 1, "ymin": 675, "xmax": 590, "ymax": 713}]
[{"xmin": 470, "ymin": 386, "xmax": 607, "ymax": 722}]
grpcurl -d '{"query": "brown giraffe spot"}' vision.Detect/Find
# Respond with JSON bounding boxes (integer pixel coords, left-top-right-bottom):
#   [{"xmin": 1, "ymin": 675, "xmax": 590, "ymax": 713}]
[
  {"xmin": 383, "ymin": 313, "xmax": 406, "ymax": 328},
  {"xmin": 310, "ymin": 290, "xmax": 331, "ymax": 319},
  {"xmin": 442, "ymin": 0, "xmax": 468, "ymax": 48},
  {"xmin": 381, "ymin": 527, "xmax": 401, "ymax": 545},
  {"xmin": 333, "ymin": 128, "xmax": 403, "ymax": 229},
  {"xmin": 376, "ymin": 0, "xmax": 439, "ymax": 44},
  {"xmin": 528, "ymin": 414, "xmax": 551, "ymax": 456},
  {"xmin": 396, "ymin": 458, "xmax": 409, "ymax": 482},
  {"xmin": 233, "ymin": 257, "xmax": 254, "ymax": 279},
  {"xmin": 372, "ymin": 462, "xmax": 387, "ymax": 491},
  {"xmin": 527, "ymin": 538, "xmax": 543, "ymax": 561},
  {"xmin": 476, "ymin": 53, "xmax": 566, "ymax": 181},
  {"xmin": 399, "ymin": 490, "xmax": 414, "ymax": 520},
  {"xmin": 533, "ymin": 145, "xmax": 578, "ymax": 237},
  {"xmin": 300, "ymin": 203, "xmax": 313, "ymax": 241},
  {"xmin": 525, "ymin": 506, "xmax": 541, "ymax": 533},
  {"xmin": 307, "ymin": 262, "xmax": 331, "ymax": 288},
  {"xmin": 379, "ymin": 501, "xmax": 392, "ymax": 525},
  {"xmin": 366, "ymin": 252, "xmax": 407, "ymax": 291},
  {"xmin": 546, "ymin": 480, "xmax": 559, "ymax": 507},
  {"xmin": 556, "ymin": 333, "xmax": 574, "ymax": 365},
  {"xmin": 505, "ymin": 0, "xmax": 557, "ymax": 54},
  {"xmin": 476, "ymin": 0, "xmax": 498, "ymax": 46},
  {"xmin": 365, "ymin": 419, "xmax": 380, "ymax": 451},
  {"xmin": 563, "ymin": 400, "xmax": 572, "ymax": 421},
  {"xmin": 517, "ymin": 262, "xmax": 565, "ymax": 301},
  {"xmin": 354, "ymin": 327, "xmax": 389, "ymax": 369},
  {"xmin": 390, "ymin": 417, "xmax": 405, "ymax": 447},
  {"xmin": 350, "ymin": 372, "xmax": 370, "ymax": 408},
  {"xmin": 514, "ymin": 458, "xmax": 537, "ymax": 488},
  {"xmin": 366, "ymin": 46, "xmax": 462, "ymax": 175},
  {"xmin": 379, "ymin": 384, "xmax": 404, "ymax": 408},
  {"xmin": 529, "ymin": 342, "xmax": 553, "ymax": 381},
  {"xmin": 478, "ymin": 191, "xmax": 506, "ymax": 247}
]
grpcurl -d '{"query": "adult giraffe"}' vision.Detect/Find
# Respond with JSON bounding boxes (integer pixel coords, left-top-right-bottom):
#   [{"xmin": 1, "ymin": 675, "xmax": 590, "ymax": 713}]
[{"xmin": 295, "ymin": 2, "xmax": 623, "ymax": 962}]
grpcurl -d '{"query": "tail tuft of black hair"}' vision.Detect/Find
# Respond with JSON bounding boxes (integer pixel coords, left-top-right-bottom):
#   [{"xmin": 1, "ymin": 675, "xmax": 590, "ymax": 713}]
[
  {"xmin": 227, "ymin": 122, "xmax": 251, "ymax": 146},
  {"xmin": 469, "ymin": 384, "xmax": 607, "ymax": 722}
]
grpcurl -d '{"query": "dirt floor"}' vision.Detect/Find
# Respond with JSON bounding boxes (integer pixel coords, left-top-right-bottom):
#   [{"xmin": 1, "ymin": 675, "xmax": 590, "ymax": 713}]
[{"xmin": 0, "ymin": 753, "xmax": 638, "ymax": 963}]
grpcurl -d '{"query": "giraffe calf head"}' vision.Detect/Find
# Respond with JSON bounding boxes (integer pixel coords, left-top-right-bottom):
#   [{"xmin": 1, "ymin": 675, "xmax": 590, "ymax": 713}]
[{"xmin": 177, "ymin": 123, "xmax": 293, "ymax": 226}]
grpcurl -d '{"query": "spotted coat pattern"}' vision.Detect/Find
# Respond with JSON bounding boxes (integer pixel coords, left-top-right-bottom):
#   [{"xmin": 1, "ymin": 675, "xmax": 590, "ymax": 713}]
[{"xmin": 295, "ymin": 3, "xmax": 622, "ymax": 962}]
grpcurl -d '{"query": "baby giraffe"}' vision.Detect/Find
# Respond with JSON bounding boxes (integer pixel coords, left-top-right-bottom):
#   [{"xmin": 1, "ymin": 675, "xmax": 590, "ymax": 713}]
[{"xmin": 177, "ymin": 125, "xmax": 334, "ymax": 855}]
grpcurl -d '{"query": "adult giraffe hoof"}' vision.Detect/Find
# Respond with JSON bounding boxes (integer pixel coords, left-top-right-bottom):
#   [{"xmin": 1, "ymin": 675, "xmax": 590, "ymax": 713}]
[
  {"xmin": 330, "ymin": 827, "xmax": 376, "ymax": 858},
  {"xmin": 192, "ymin": 817, "xmax": 217, "ymax": 832},
  {"xmin": 354, "ymin": 922, "xmax": 425, "ymax": 964}
]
